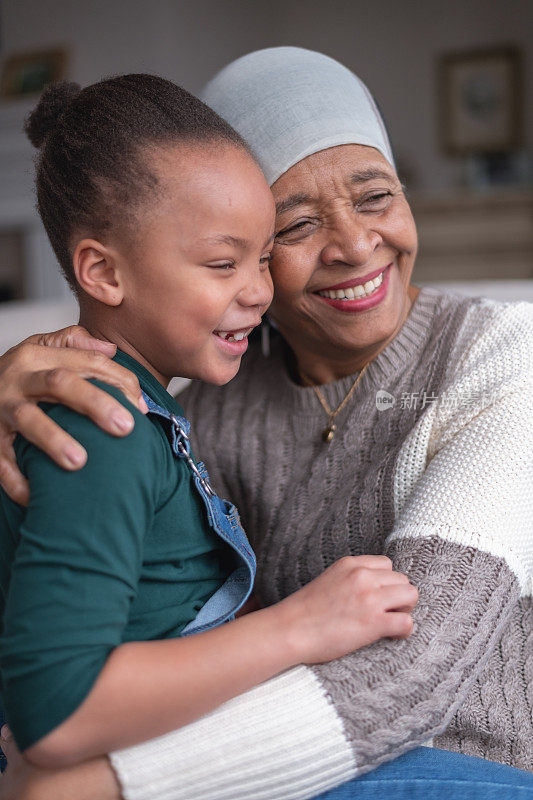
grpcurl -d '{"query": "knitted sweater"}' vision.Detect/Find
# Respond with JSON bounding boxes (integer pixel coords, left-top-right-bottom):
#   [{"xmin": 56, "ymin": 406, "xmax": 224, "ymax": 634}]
[{"xmin": 110, "ymin": 287, "xmax": 533, "ymax": 800}]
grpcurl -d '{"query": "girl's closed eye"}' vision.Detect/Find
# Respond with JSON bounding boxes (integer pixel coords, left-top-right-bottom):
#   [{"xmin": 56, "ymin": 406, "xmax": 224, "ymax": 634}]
[
  {"xmin": 207, "ymin": 253, "xmax": 271, "ymax": 271},
  {"xmin": 207, "ymin": 260, "xmax": 235, "ymax": 271}
]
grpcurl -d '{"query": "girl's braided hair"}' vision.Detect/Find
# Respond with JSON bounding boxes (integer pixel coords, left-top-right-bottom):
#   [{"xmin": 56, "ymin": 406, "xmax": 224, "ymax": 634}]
[{"xmin": 25, "ymin": 73, "xmax": 250, "ymax": 290}]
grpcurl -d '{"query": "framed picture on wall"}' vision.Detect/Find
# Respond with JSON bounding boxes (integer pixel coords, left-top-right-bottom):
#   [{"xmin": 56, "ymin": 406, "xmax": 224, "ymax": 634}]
[
  {"xmin": 0, "ymin": 48, "xmax": 67, "ymax": 99},
  {"xmin": 439, "ymin": 46, "xmax": 523, "ymax": 155}
]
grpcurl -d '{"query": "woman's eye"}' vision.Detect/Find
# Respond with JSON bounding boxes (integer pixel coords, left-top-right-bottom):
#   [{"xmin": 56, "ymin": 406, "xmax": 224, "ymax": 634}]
[
  {"xmin": 358, "ymin": 192, "xmax": 391, "ymax": 209},
  {"xmin": 259, "ymin": 254, "xmax": 272, "ymax": 268},
  {"xmin": 276, "ymin": 220, "xmax": 312, "ymax": 237}
]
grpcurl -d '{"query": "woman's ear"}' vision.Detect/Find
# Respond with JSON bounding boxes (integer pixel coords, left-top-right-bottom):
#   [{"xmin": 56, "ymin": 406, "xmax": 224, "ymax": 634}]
[{"xmin": 72, "ymin": 239, "xmax": 124, "ymax": 307}]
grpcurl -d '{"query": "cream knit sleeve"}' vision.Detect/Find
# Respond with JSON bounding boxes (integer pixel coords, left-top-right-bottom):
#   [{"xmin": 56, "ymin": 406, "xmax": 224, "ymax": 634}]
[
  {"xmin": 311, "ymin": 300, "xmax": 533, "ymax": 772},
  {"xmin": 109, "ymin": 666, "xmax": 357, "ymax": 800}
]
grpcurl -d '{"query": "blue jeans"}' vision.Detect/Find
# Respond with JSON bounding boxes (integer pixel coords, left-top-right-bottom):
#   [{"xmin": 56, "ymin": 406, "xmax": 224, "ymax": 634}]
[{"xmin": 315, "ymin": 747, "xmax": 533, "ymax": 799}]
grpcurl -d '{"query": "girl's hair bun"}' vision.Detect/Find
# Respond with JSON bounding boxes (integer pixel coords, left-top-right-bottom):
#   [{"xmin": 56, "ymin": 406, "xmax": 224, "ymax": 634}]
[{"xmin": 24, "ymin": 81, "xmax": 81, "ymax": 148}]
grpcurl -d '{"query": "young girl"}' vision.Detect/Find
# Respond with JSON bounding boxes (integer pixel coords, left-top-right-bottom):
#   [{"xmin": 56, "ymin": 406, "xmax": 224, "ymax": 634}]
[{"xmin": 0, "ymin": 74, "xmax": 417, "ymax": 770}]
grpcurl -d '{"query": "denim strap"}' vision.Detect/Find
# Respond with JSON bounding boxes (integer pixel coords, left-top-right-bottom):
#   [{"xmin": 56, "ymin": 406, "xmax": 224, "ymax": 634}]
[{"xmin": 141, "ymin": 390, "xmax": 256, "ymax": 633}]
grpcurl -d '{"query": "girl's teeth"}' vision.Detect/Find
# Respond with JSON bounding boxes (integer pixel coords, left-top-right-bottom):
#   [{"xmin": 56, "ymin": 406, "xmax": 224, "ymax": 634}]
[
  {"xmin": 317, "ymin": 270, "xmax": 384, "ymax": 301},
  {"xmin": 215, "ymin": 328, "xmax": 251, "ymax": 342}
]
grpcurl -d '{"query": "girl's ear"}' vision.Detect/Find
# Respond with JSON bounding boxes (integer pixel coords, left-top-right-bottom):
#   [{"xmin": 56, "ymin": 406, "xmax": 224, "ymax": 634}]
[{"xmin": 73, "ymin": 239, "xmax": 124, "ymax": 306}]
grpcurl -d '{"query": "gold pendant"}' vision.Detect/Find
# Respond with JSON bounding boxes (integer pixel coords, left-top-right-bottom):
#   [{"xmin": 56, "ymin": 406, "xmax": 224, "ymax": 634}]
[{"xmin": 322, "ymin": 423, "xmax": 336, "ymax": 443}]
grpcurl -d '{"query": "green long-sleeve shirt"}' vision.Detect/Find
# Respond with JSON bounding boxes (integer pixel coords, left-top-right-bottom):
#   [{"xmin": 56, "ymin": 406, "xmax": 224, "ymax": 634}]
[{"xmin": 0, "ymin": 351, "xmax": 233, "ymax": 750}]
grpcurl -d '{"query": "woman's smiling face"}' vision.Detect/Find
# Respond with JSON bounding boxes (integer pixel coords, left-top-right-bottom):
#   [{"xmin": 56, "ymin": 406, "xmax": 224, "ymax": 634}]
[{"xmin": 269, "ymin": 144, "xmax": 418, "ymax": 381}]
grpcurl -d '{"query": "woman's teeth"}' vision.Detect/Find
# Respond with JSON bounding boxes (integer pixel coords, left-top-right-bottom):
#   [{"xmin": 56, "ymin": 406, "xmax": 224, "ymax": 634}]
[
  {"xmin": 215, "ymin": 328, "xmax": 252, "ymax": 343},
  {"xmin": 317, "ymin": 270, "xmax": 384, "ymax": 300}
]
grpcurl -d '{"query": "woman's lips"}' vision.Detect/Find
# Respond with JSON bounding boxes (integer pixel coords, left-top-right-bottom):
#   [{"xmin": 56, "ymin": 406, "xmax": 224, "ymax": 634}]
[
  {"xmin": 313, "ymin": 265, "xmax": 392, "ymax": 313},
  {"xmin": 318, "ymin": 264, "xmax": 391, "ymax": 292}
]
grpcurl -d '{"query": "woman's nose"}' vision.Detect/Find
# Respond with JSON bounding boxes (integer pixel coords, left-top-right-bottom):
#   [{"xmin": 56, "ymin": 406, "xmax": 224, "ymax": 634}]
[{"xmin": 320, "ymin": 214, "xmax": 382, "ymax": 267}]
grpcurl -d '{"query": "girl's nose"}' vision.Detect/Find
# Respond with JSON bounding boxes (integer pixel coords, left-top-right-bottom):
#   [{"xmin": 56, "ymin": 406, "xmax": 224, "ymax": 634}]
[
  {"xmin": 238, "ymin": 267, "xmax": 273, "ymax": 310},
  {"xmin": 320, "ymin": 215, "xmax": 382, "ymax": 268}
]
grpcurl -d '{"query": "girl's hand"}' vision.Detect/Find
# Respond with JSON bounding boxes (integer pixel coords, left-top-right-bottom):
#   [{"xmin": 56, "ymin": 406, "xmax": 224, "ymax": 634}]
[
  {"xmin": 276, "ymin": 555, "xmax": 418, "ymax": 664},
  {"xmin": 0, "ymin": 326, "xmax": 147, "ymax": 505},
  {"xmin": 0, "ymin": 726, "xmax": 36, "ymax": 800},
  {"xmin": 0, "ymin": 725, "xmax": 120, "ymax": 800}
]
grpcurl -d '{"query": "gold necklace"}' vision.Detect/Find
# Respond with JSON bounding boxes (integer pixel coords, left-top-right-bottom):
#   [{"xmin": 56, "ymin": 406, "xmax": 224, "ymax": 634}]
[{"xmin": 300, "ymin": 362, "xmax": 370, "ymax": 443}]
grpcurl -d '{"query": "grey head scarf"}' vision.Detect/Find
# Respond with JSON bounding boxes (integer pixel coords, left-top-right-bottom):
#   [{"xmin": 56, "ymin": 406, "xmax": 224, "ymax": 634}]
[{"xmin": 200, "ymin": 46, "xmax": 395, "ymax": 186}]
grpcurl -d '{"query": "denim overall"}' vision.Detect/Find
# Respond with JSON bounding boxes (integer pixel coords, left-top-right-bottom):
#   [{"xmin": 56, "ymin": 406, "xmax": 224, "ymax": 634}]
[
  {"xmin": 0, "ymin": 392, "xmax": 256, "ymax": 772},
  {"xmin": 141, "ymin": 390, "xmax": 256, "ymax": 635}
]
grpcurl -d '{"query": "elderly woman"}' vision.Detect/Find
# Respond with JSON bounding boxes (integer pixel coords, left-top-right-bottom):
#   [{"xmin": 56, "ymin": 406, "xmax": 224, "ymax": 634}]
[{"xmin": 0, "ymin": 48, "xmax": 532, "ymax": 800}]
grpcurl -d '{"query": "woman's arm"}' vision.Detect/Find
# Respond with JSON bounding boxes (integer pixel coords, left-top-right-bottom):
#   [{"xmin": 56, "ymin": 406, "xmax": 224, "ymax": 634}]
[
  {"xmin": 0, "ymin": 326, "xmax": 145, "ymax": 505},
  {"xmin": 28, "ymin": 557, "xmax": 416, "ymax": 769},
  {"xmin": 105, "ymin": 388, "xmax": 529, "ymax": 800}
]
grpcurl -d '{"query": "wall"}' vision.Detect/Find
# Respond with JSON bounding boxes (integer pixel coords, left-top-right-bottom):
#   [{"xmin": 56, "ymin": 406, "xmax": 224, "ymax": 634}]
[
  {"xmin": 0, "ymin": 0, "xmax": 278, "ymax": 96},
  {"xmin": 271, "ymin": 0, "xmax": 533, "ymax": 191},
  {"xmin": 2, "ymin": 0, "xmax": 532, "ymax": 193}
]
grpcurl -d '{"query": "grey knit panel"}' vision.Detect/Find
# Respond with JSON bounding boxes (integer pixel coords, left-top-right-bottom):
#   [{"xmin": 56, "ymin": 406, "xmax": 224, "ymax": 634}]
[
  {"xmin": 312, "ymin": 537, "xmax": 526, "ymax": 774},
  {"xmin": 179, "ymin": 288, "xmax": 531, "ymax": 770},
  {"xmin": 434, "ymin": 596, "xmax": 533, "ymax": 771},
  {"xmin": 182, "ymin": 289, "xmax": 471, "ymax": 603}
]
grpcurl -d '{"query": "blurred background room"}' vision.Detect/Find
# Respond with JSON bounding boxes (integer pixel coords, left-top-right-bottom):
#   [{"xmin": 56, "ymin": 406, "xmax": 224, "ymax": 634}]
[{"xmin": 1, "ymin": 0, "xmax": 532, "ymax": 362}]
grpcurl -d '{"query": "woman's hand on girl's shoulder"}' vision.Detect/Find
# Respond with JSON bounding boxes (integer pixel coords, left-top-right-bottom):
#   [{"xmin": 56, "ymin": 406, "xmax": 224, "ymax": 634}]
[
  {"xmin": 0, "ymin": 325, "xmax": 147, "ymax": 506},
  {"xmin": 275, "ymin": 555, "xmax": 418, "ymax": 665}
]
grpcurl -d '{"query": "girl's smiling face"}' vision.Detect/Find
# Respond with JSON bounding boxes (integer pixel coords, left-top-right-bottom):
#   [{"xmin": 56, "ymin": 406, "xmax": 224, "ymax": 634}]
[
  {"xmin": 86, "ymin": 143, "xmax": 275, "ymax": 386},
  {"xmin": 269, "ymin": 144, "xmax": 418, "ymax": 383}
]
